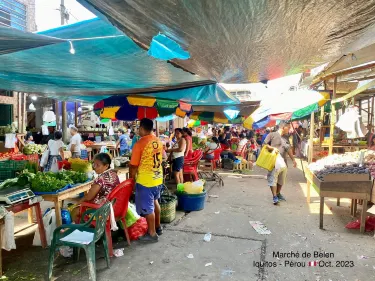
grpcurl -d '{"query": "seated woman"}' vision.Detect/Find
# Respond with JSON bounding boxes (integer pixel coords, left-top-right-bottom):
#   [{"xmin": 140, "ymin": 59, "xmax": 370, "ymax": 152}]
[
  {"xmin": 249, "ymin": 138, "xmax": 260, "ymax": 160},
  {"xmin": 204, "ymin": 137, "xmax": 220, "ymax": 160},
  {"xmin": 71, "ymin": 153, "xmax": 120, "ymax": 222}
]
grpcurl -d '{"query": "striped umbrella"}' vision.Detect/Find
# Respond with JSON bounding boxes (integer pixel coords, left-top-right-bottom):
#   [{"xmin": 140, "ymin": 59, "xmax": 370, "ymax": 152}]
[
  {"xmin": 93, "ymin": 95, "xmax": 192, "ymax": 121},
  {"xmin": 190, "ymin": 111, "xmax": 244, "ymax": 124}
]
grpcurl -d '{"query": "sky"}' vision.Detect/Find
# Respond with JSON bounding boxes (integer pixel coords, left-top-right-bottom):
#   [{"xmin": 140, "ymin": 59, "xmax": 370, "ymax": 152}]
[{"xmin": 35, "ymin": 0, "xmax": 95, "ymax": 31}]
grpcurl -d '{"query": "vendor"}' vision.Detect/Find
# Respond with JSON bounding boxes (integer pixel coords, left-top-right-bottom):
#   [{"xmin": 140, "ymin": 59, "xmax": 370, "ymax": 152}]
[
  {"xmin": 182, "ymin": 128, "xmax": 193, "ymax": 157},
  {"xmin": 116, "ymin": 129, "xmax": 129, "ymax": 155},
  {"xmin": 71, "ymin": 153, "xmax": 120, "ymax": 222},
  {"xmin": 69, "ymin": 126, "xmax": 82, "ymax": 158},
  {"xmin": 44, "ymin": 131, "xmax": 64, "ymax": 172}
]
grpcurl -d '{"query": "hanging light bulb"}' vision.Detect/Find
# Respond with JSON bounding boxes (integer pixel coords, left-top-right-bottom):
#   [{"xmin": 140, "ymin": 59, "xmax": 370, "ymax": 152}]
[{"xmin": 69, "ymin": 41, "xmax": 75, "ymax": 55}]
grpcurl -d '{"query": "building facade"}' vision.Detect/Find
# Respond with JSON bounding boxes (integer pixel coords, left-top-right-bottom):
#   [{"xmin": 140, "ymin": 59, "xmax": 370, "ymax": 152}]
[{"xmin": 0, "ymin": 0, "xmax": 36, "ymax": 130}]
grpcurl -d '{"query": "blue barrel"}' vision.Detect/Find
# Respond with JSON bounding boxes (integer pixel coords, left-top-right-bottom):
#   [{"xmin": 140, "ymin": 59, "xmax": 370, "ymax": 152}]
[{"xmin": 177, "ymin": 190, "xmax": 206, "ymax": 211}]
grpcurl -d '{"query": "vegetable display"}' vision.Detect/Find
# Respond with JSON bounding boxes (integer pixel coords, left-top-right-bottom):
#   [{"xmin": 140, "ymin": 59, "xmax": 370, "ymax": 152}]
[
  {"xmin": 23, "ymin": 144, "xmax": 47, "ymax": 155},
  {"xmin": 30, "ymin": 171, "xmax": 88, "ymax": 192},
  {"xmin": 68, "ymin": 158, "xmax": 92, "ymax": 173},
  {"xmin": 83, "ymin": 140, "xmax": 95, "ymax": 146}
]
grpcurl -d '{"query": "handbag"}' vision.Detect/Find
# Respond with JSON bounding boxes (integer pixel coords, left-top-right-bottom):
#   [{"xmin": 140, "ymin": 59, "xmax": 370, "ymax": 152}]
[{"xmin": 255, "ymin": 146, "xmax": 278, "ymax": 171}]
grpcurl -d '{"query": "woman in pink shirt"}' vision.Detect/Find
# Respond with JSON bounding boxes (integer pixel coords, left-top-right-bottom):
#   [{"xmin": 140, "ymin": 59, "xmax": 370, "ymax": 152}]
[{"xmin": 183, "ymin": 128, "xmax": 193, "ymax": 158}]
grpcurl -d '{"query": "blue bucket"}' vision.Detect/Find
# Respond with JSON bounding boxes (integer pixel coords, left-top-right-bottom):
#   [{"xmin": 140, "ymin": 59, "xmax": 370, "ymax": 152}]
[{"xmin": 177, "ymin": 190, "xmax": 206, "ymax": 211}]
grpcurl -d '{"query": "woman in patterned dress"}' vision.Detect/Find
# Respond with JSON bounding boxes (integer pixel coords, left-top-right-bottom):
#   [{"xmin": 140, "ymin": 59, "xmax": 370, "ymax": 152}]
[{"xmin": 71, "ymin": 153, "xmax": 120, "ymax": 222}]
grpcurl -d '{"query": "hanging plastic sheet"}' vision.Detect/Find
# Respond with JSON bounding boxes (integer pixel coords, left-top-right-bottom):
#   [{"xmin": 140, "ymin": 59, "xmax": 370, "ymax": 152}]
[
  {"xmin": 79, "ymin": 0, "xmax": 375, "ymax": 83},
  {"xmin": 0, "ymin": 18, "xmax": 211, "ymax": 101},
  {"xmin": 0, "ymin": 26, "xmax": 64, "ymax": 55}
]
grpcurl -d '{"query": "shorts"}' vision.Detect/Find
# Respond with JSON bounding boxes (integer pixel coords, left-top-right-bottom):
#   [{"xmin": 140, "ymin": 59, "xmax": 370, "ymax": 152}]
[
  {"xmin": 172, "ymin": 156, "xmax": 184, "ymax": 172},
  {"xmin": 72, "ymin": 152, "xmax": 81, "ymax": 159},
  {"xmin": 267, "ymin": 167, "xmax": 287, "ymax": 187},
  {"xmin": 135, "ymin": 183, "xmax": 163, "ymax": 215},
  {"xmin": 205, "ymin": 154, "xmax": 214, "ymax": 160}
]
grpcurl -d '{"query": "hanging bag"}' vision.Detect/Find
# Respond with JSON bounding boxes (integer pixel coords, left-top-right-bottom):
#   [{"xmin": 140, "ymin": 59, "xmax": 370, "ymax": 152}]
[{"xmin": 40, "ymin": 148, "xmax": 50, "ymax": 167}]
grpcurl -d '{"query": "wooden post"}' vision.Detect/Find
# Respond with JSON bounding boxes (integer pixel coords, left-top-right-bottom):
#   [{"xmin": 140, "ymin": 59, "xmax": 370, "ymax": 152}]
[
  {"xmin": 328, "ymin": 77, "xmax": 337, "ymax": 155},
  {"xmin": 61, "ymin": 102, "xmax": 67, "ymax": 142},
  {"xmin": 308, "ymin": 112, "xmax": 314, "ymax": 163},
  {"xmin": 74, "ymin": 102, "xmax": 78, "ymax": 127},
  {"xmin": 371, "ymin": 97, "xmax": 374, "ymax": 128}
]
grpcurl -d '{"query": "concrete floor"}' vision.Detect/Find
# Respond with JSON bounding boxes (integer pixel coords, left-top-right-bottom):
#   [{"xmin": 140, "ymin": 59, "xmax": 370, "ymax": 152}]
[{"xmin": 3, "ymin": 162, "xmax": 375, "ymax": 281}]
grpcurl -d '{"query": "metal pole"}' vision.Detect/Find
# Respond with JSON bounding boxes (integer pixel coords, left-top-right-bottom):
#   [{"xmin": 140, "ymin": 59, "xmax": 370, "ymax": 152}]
[
  {"xmin": 55, "ymin": 101, "xmax": 60, "ymax": 130},
  {"xmin": 74, "ymin": 102, "xmax": 78, "ymax": 127},
  {"xmin": 62, "ymin": 101, "xmax": 67, "ymax": 141},
  {"xmin": 308, "ymin": 112, "xmax": 315, "ymax": 163},
  {"xmin": 329, "ymin": 77, "xmax": 337, "ymax": 155}
]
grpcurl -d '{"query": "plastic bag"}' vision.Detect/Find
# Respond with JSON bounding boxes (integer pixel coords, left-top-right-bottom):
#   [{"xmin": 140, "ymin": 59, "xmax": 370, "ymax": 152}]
[
  {"xmin": 124, "ymin": 203, "xmax": 140, "ymax": 228},
  {"xmin": 33, "ymin": 209, "xmax": 56, "ymax": 246},
  {"xmin": 275, "ymin": 154, "xmax": 286, "ymax": 171},
  {"xmin": 345, "ymin": 216, "xmax": 375, "ymax": 232},
  {"xmin": 40, "ymin": 148, "xmax": 50, "ymax": 167},
  {"xmin": 256, "ymin": 146, "xmax": 277, "ymax": 171},
  {"xmin": 128, "ymin": 217, "xmax": 148, "ymax": 240},
  {"xmin": 2, "ymin": 211, "xmax": 16, "ymax": 251}
]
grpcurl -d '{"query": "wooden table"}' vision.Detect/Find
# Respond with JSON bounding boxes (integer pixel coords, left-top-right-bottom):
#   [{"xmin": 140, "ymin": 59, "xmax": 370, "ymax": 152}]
[
  {"xmin": 86, "ymin": 143, "xmax": 118, "ymax": 157},
  {"xmin": 0, "ymin": 200, "xmax": 47, "ymax": 276},
  {"xmin": 314, "ymin": 144, "xmax": 367, "ymax": 153},
  {"xmin": 41, "ymin": 181, "xmax": 93, "ymax": 226},
  {"xmin": 305, "ymin": 169, "xmax": 372, "ymax": 233}
]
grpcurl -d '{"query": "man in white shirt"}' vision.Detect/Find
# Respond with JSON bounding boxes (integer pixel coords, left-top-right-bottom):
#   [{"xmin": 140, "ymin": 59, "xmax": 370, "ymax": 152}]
[
  {"xmin": 236, "ymin": 133, "xmax": 248, "ymax": 155},
  {"xmin": 70, "ymin": 126, "xmax": 82, "ymax": 158}
]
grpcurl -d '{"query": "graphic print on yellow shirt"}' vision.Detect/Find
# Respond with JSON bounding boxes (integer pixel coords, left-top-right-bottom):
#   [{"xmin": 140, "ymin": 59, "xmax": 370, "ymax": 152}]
[{"xmin": 137, "ymin": 138, "xmax": 163, "ymax": 187}]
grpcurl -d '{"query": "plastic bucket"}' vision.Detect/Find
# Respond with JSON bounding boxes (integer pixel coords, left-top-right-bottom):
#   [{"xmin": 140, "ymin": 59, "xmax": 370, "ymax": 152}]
[{"xmin": 177, "ymin": 190, "xmax": 207, "ymax": 211}]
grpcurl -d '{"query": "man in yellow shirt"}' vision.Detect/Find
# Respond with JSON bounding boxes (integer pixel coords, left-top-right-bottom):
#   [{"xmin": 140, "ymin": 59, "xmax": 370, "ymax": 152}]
[{"xmin": 130, "ymin": 118, "xmax": 163, "ymax": 242}]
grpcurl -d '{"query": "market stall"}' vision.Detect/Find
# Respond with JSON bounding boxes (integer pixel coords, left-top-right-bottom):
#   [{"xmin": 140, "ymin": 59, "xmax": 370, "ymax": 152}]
[{"xmin": 306, "ymin": 150, "xmax": 375, "ymax": 233}]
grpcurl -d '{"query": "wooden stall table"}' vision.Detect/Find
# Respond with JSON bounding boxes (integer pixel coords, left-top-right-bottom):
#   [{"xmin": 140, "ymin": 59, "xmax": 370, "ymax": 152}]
[
  {"xmin": 305, "ymin": 169, "xmax": 372, "ymax": 233},
  {"xmin": 0, "ymin": 200, "xmax": 47, "ymax": 276},
  {"xmin": 63, "ymin": 151, "xmax": 72, "ymax": 159},
  {"xmin": 86, "ymin": 142, "xmax": 118, "ymax": 158},
  {"xmin": 315, "ymin": 144, "xmax": 367, "ymax": 153},
  {"xmin": 40, "ymin": 181, "xmax": 93, "ymax": 226}
]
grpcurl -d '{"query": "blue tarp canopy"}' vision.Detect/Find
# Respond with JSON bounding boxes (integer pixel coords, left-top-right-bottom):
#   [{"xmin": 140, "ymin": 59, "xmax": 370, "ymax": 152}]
[
  {"xmin": 0, "ymin": 18, "xmax": 213, "ymax": 102},
  {"xmin": 0, "ymin": 26, "xmax": 64, "ymax": 55}
]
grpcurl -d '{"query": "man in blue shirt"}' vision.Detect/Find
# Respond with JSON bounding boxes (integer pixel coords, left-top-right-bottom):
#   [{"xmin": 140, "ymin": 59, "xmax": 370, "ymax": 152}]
[
  {"xmin": 116, "ymin": 129, "xmax": 129, "ymax": 155},
  {"xmin": 261, "ymin": 128, "xmax": 271, "ymax": 145}
]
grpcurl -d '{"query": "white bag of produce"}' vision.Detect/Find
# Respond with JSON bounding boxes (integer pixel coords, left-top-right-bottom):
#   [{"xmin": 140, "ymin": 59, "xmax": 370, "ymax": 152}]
[
  {"xmin": 2, "ymin": 211, "xmax": 16, "ymax": 251},
  {"xmin": 33, "ymin": 209, "xmax": 56, "ymax": 246},
  {"xmin": 40, "ymin": 148, "xmax": 50, "ymax": 167},
  {"xmin": 50, "ymin": 157, "xmax": 59, "ymax": 173},
  {"xmin": 275, "ymin": 154, "xmax": 286, "ymax": 171}
]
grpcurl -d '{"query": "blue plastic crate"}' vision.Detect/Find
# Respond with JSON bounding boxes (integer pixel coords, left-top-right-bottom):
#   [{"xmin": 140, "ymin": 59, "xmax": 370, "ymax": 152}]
[
  {"xmin": 176, "ymin": 190, "xmax": 206, "ymax": 211},
  {"xmin": 81, "ymin": 149, "xmax": 88, "ymax": 160}
]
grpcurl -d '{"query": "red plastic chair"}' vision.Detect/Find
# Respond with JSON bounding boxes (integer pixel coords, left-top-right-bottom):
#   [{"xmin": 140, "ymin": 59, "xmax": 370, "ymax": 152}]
[
  {"xmin": 183, "ymin": 149, "xmax": 203, "ymax": 181},
  {"xmin": 211, "ymin": 148, "xmax": 223, "ymax": 170},
  {"xmin": 79, "ymin": 178, "xmax": 134, "ymax": 257}
]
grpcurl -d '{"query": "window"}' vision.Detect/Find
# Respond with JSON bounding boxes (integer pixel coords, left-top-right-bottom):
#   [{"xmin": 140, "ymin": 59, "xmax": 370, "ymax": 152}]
[
  {"xmin": 0, "ymin": 104, "xmax": 13, "ymax": 126},
  {"xmin": 0, "ymin": 90, "xmax": 13, "ymax": 97},
  {"xmin": 0, "ymin": 0, "xmax": 27, "ymax": 31}
]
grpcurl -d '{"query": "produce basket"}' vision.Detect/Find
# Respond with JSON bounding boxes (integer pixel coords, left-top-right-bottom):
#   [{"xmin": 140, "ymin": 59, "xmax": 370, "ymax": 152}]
[{"xmin": 159, "ymin": 185, "xmax": 177, "ymax": 223}]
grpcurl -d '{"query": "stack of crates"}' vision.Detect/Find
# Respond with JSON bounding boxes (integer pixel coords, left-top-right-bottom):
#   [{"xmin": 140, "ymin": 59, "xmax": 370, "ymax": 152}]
[{"xmin": 0, "ymin": 160, "xmax": 28, "ymax": 181}]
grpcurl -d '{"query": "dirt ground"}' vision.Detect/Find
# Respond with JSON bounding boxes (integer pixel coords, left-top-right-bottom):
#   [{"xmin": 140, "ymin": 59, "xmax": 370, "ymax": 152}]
[{"xmin": 3, "ymin": 162, "xmax": 375, "ymax": 281}]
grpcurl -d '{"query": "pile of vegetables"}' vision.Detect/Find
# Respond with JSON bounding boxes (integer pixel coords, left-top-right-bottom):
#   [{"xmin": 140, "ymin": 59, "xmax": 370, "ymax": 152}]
[
  {"xmin": 0, "ymin": 170, "xmax": 88, "ymax": 192},
  {"xmin": 83, "ymin": 140, "xmax": 95, "ymax": 146},
  {"xmin": 23, "ymin": 144, "xmax": 47, "ymax": 155},
  {"xmin": 68, "ymin": 158, "xmax": 92, "ymax": 173}
]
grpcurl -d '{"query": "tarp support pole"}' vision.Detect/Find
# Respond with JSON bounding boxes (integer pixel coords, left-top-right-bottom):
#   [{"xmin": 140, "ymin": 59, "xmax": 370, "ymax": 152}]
[
  {"xmin": 329, "ymin": 77, "xmax": 337, "ymax": 155},
  {"xmin": 75, "ymin": 102, "xmax": 78, "ymax": 127},
  {"xmin": 55, "ymin": 100, "xmax": 60, "ymax": 130},
  {"xmin": 62, "ymin": 102, "xmax": 67, "ymax": 142},
  {"xmin": 308, "ymin": 112, "xmax": 314, "ymax": 163}
]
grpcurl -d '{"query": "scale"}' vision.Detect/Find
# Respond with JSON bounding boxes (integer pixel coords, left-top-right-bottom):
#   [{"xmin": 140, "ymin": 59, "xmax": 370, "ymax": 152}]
[{"xmin": 0, "ymin": 186, "xmax": 35, "ymax": 205}]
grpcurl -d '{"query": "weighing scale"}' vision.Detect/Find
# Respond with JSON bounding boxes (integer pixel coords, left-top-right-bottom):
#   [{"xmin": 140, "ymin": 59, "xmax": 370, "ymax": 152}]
[{"xmin": 0, "ymin": 186, "xmax": 35, "ymax": 205}]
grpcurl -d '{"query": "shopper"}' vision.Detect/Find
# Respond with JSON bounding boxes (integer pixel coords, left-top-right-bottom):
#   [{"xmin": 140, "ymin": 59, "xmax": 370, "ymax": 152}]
[
  {"xmin": 44, "ymin": 131, "xmax": 64, "ymax": 172},
  {"xmin": 166, "ymin": 128, "xmax": 186, "ymax": 185},
  {"xmin": 264, "ymin": 122, "xmax": 297, "ymax": 205},
  {"xmin": 236, "ymin": 133, "xmax": 248, "ymax": 155},
  {"xmin": 182, "ymin": 127, "xmax": 193, "ymax": 157},
  {"xmin": 130, "ymin": 118, "xmax": 164, "ymax": 242},
  {"xmin": 69, "ymin": 126, "xmax": 81, "ymax": 158},
  {"xmin": 261, "ymin": 128, "xmax": 271, "ymax": 145},
  {"xmin": 116, "ymin": 129, "xmax": 129, "ymax": 155}
]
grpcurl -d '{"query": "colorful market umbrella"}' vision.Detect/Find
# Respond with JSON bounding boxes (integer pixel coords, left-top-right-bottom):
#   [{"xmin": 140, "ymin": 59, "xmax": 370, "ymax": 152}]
[
  {"xmin": 94, "ymin": 95, "xmax": 192, "ymax": 121},
  {"xmin": 187, "ymin": 120, "xmax": 209, "ymax": 128},
  {"xmin": 190, "ymin": 111, "xmax": 244, "ymax": 124},
  {"xmin": 243, "ymin": 90, "xmax": 329, "ymax": 129}
]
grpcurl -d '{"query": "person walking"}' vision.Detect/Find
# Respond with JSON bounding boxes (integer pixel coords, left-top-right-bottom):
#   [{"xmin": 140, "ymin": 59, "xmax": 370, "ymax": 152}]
[
  {"xmin": 263, "ymin": 122, "xmax": 297, "ymax": 205},
  {"xmin": 44, "ymin": 131, "xmax": 64, "ymax": 172},
  {"xmin": 129, "ymin": 118, "xmax": 164, "ymax": 242},
  {"xmin": 116, "ymin": 129, "xmax": 129, "ymax": 155}
]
